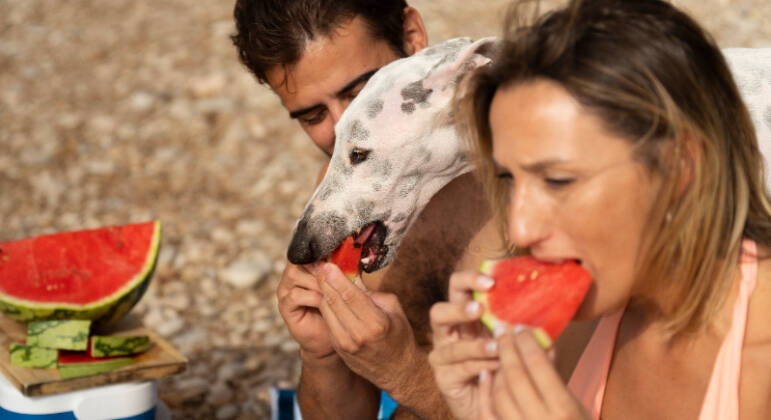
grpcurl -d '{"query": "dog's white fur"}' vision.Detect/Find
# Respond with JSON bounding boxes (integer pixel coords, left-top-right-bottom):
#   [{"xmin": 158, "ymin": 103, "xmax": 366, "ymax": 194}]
[{"xmin": 287, "ymin": 39, "xmax": 771, "ymax": 268}]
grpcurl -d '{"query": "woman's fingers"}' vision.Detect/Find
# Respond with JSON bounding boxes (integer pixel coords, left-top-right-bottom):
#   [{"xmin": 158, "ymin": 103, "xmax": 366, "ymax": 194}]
[
  {"xmin": 447, "ymin": 270, "xmax": 495, "ymax": 303},
  {"xmin": 429, "ymin": 337, "xmax": 499, "ymax": 365},
  {"xmin": 492, "ymin": 366, "xmax": 522, "ymax": 419},
  {"xmin": 496, "ymin": 328, "xmax": 545, "ymax": 419},
  {"xmin": 509, "ymin": 327, "xmax": 573, "ymax": 412}
]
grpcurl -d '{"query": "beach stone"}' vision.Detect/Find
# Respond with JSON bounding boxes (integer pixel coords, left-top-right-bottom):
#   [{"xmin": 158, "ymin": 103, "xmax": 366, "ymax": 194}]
[
  {"xmin": 219, "ymin": 253, "xmax": 272, "ymax": 289},
  {"xmin": 206, "ymin": 382, "xmax": 234, "ymax": 407},
  {"xmin": 215, "ymin": 404, "xmax": 239, "ymax": 420},
  {"xmin": 157, "ymin": 317, "xmax": 185, "ymax": 338}
]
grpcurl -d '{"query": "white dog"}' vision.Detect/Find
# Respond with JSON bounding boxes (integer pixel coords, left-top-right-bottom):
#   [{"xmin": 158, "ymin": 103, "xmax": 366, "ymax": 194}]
[
  {"xmin": 286, "ymin": 38, "xmax": 771, "ymax": 272},
  {"xmin": 286, "ymin": 37, "xmax": 494, "ymax": 272}
]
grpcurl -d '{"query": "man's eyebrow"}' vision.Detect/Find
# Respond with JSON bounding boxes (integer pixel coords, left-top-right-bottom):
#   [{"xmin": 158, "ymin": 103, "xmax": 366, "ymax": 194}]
[
  {"xmin": 288, "ymin": 69, "xmax": 380, "ymax": 120},
  {"xmin": 336, "ymin": 68, "xmax": 379, "ymax": 96}
]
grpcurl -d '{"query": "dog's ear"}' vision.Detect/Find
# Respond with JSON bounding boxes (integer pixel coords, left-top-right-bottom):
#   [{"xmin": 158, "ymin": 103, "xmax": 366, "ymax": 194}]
[{"xmin": 424, "ymin": 37, "xmax": 496, "ymax": 92}]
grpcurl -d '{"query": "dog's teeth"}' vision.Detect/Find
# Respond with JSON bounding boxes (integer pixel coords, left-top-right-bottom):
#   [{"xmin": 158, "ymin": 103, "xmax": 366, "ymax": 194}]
[{"xmin": 360, "ymin": 257, "xmax": 371, "ymax": 265}]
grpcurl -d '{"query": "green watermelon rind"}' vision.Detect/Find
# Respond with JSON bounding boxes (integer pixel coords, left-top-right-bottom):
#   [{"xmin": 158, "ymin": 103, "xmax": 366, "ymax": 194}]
[
  {"xmin": 0, "ymin": 221, "xmax": 161, "ymax": 326},
  {"xmin": 474, "ymin": 260, "xmax": 500, "ymax": 333},
  {"xmin": 90, "ymin": 335, "xmax": 151, "ymax": 358},
  {"xmin": 58, "ymin": 357, "xmax": 134, "ymax": 379}
]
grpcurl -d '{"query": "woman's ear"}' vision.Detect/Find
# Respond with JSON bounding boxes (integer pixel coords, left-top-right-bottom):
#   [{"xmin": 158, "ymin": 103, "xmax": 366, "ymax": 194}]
[
  {"xmin": 402, "ymin": 7, "xmax": 428, "ymax": 55},
  {"xmin": 674, "ymin": 132, "xmax": 702, "ymax": 198}
]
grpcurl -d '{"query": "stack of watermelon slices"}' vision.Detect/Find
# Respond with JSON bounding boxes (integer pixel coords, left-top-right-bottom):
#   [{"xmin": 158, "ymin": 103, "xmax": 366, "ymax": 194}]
[
  {"xmin": 10, "ymin": 319, "xmax": 151, "ymax": 378},
  {"xmin": 0, "ymin": 221, "xmax": 163, "ymax": 378}
]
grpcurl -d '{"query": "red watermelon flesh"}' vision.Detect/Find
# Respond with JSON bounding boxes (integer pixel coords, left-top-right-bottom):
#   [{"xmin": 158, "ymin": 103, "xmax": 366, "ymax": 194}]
[
  {"xmin": 474, "ymin": 257, "xmax": 592, "ymax": 341},
  {"xmin": 0, "ymin": 221, "xmax": 161, "ymax": 325},
  {"xmin": 327, "ymin": 236, "xmax": 363, "ymax": 281}
]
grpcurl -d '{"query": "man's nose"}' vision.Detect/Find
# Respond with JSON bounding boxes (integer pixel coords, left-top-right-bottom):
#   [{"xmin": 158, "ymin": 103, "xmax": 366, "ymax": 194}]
[
  {"xmin": 508, "ymin": 185, "xmax": 548, "ymax": 248},
  {"xmin": 329, "ymin": 101, "xmax": 347, "ymax": 125}
]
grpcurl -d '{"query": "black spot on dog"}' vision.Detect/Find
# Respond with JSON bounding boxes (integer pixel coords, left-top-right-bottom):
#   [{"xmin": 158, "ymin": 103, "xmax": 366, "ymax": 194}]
[
  {"xmin": 375, "ymin": 160, "xmax": 393, "ymax": 178},
  {"xmin": 356, "ymin": 199, "xmax": 375, "ymax": 224},
  {"xmin": 318, "ymin": 174, "xmax": 345, "ymax": 201},
  {"xmin": 401, "ymin": 80, "xmax": 433, "ymax": 105},
  {"xmin": 367, "ymin": 99, "xmax": 384, "ymax": 119},
  {"xmin": 311, "ymin": 211, "xmax": 349, "ymax": 251},
  {"xmin": 399, "ymin": 174, "xmax": 422, "ymax": 198},
  {"xmin": 346, "ymin": 120, "xmax": 370, "ymax": 142},
  {"xmin": 401, "ymin": 102, "xmax": 416, "ymax": 114}
]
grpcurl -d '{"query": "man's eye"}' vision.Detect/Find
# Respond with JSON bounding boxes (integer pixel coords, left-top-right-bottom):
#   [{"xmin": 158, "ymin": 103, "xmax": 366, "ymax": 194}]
[
  {"xmin": 350, "ymin": 148, "xmax": 370, "ymax": 165},
  {"xmin": 300, "ymin": 110, "xmax": 326, "ymax": 125}
]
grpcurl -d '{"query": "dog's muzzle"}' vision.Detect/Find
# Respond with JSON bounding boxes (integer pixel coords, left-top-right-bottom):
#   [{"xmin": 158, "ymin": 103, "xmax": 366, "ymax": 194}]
[{"xmin": 286, "ymin": 218, "xmax": 321, "ymax": 265}]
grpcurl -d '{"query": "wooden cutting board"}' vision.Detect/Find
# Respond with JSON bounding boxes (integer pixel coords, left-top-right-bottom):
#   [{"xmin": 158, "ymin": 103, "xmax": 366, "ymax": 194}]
[{"xmin": 0, "ymin": 313, "xmax": 187, "ymax": 396}]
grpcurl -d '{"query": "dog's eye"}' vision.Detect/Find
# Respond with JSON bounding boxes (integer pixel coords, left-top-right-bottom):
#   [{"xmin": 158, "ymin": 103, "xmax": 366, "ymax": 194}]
[{"xmin": 350, "ymin": 148, "xmax": 370, "ymax": 165}]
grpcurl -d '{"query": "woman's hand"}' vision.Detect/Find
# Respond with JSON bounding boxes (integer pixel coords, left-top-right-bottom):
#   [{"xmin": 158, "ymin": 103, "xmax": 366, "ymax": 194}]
[
  {"xmin": 428, "ymin": 270, "xmax": 501, "ymax": 420},
  {"xmin": 487, "ymin": 326, "xmax": 589, "ymax": 420}
]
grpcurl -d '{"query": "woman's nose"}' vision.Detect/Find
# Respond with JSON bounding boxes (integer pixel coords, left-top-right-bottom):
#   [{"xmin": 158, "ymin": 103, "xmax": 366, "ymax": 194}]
[{"xmin": 508, "ymin": 185, "xmax": 549, "ymax": 248}]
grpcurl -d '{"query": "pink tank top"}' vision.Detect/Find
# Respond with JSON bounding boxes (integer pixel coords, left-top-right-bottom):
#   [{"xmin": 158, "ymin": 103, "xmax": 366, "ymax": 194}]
[{"xmin": 567, "ymin": 240, "xmax": 758, "ymax": 420}]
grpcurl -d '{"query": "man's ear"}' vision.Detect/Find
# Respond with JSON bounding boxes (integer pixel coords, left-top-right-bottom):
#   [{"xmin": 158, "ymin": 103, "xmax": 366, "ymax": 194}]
[{"xmin": 402, "ymin": 7, "xmax": 428, "ymax": 55}]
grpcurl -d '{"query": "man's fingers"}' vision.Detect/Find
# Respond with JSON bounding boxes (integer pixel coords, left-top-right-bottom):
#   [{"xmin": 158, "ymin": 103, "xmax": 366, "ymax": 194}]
[
  {"xmin": 318, "ymin": 296, "xmax": 355, "ymax": 350},
  {"xmin": 318, "ymin": 263, "xmax": 390, "ymax": 351},
  {"xmin": 447, "ymin": 270, "xmax": 495, "ymax": 304},
  {"xmin": 279, "ymin": 263, "xmax": 322, "ymax": 293},
  {"xmin": 280, "ymin": 287, "xmax": 323, "ymax": 310}
]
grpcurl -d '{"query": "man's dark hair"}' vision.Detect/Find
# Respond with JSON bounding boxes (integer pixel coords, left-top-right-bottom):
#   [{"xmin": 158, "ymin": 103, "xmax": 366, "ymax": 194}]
[{"xmin": 232, "ymin": 0, "xmax": 409, "ymax": 85}]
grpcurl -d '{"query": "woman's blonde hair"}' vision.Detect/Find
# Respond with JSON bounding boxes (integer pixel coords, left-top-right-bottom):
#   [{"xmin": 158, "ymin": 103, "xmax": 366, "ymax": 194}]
[{"xmin": 456, "ymin": 0, "xmax": 771, "ymax": 335}]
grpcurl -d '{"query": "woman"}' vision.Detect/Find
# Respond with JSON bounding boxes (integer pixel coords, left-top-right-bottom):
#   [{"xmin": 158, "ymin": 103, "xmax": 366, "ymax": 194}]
[{"xmin": 428, "ymin": 0, "xmax": 771, "ymax": 419}]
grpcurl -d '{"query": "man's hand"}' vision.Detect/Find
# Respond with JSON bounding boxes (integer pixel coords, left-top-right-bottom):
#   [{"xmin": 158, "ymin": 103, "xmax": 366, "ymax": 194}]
[
  {"xmin": 276, "ymin": 262, "xmax": 335, "ymax": 359},
  {"xmin": 316, "ymin": 262, "xmax": 417, "ymax": 387}
]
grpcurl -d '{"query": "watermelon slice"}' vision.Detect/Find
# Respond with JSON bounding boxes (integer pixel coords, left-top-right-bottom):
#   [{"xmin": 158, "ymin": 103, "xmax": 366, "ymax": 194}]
[
  {"xmin": 90, "ymin": 335, "xmax": 151, "ymax": 358},
  {"xmin": 26, "ymin": 319, "xmax": 91, "ymax": 351},
  {"xmin": 474, "ymin": 257, "xmax": 592, "ymax": 342},
  {"xmin": 327, "ymin": 236, "xmax": 363, "ymax": 281},
  {"xmin": 9, "ymin": 343, "xmax": 58, "ymax": 369},
  {"xmin": 58, "ymin": 337, "xmax": 136, "ymax": 378},
  {"xmin": 0, "ymin": 221, "xmax": 161, "ymax": 326}
]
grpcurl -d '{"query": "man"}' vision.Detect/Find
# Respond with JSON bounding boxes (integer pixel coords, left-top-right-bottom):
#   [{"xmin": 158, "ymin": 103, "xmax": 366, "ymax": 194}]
[{"xmin": 232, "ymin": 1, "xmax": 500, "ymax": 418}]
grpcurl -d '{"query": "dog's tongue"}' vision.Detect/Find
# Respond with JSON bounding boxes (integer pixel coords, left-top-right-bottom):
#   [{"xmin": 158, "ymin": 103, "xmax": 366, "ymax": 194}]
[{"xmin": 354, "ymin": 223, "xmax": 377, "ymax": 246}]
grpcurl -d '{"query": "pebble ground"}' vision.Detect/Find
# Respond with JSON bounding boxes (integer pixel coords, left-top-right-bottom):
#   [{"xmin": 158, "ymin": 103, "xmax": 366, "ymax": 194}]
[{"xmin": 1, "ymin": 0, "xmax": 768, "ymax": 418}]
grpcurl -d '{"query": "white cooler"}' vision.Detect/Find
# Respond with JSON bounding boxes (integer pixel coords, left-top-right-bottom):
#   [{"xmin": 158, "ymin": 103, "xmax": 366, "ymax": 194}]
[{"xmin": 0, "ymin": 373, "xmax": 165, "ymax": 420}]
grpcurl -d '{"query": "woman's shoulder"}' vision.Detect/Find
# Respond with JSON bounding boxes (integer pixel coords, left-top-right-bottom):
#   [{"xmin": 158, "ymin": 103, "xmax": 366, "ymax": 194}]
[
  {"xmin": 743, "ymin": 250, "xmax": 771, "ymax": 420},
  {"xmin": 746, "ymin": 246, "xmax": 771, "ymax": 347}
]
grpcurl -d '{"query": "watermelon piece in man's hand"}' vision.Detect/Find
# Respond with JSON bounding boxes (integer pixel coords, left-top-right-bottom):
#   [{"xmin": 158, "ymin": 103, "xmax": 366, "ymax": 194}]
[
  {"xmin": 473, "ymin": 256, "xmax": 592, "ymax": 344},
  {"xmin": 327, "ymin": 236, "xmax": 363, "ymax": 281}
]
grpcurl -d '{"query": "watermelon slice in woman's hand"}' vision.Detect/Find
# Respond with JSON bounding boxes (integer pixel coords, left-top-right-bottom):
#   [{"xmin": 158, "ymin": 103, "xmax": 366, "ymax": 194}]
[
  {"xmin": 473, "ymin": 256, "xmax": 592, "ymax": 344},
  {"xmin": 327, "ymin": 236, "xmax": 363, "ymax": 281}
]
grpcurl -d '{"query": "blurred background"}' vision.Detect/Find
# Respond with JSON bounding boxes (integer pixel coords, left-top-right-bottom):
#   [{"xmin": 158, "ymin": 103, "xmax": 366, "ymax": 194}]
[{"xmin": 0, "ymin": 0, "xmax": 768, "ymax": 418}]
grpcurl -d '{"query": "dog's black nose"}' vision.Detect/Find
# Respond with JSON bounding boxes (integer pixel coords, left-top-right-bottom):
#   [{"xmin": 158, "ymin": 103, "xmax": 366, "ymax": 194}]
[{"xmin": 287, "ymin": 219, "xmax": 320, "ymax": 265}]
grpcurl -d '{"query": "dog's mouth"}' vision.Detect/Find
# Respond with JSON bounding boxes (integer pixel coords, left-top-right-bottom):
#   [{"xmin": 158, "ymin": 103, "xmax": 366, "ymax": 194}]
[{"xmin": 353, "ymin": 221, "xmax": 388, "ymax": 273}]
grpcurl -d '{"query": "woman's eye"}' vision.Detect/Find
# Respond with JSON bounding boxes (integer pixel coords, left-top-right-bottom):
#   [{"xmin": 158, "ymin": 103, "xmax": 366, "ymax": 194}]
[
  {"xmin": 496, "ymin": 172, "xmax": 513, "ymax": 183},
  {"xmin": 545, "ymin": 178, "xmax": 574, "ymax": 187},
  {"xmin": 350, "ymin": 148, "xmax": 370, "ymax": 165}
]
